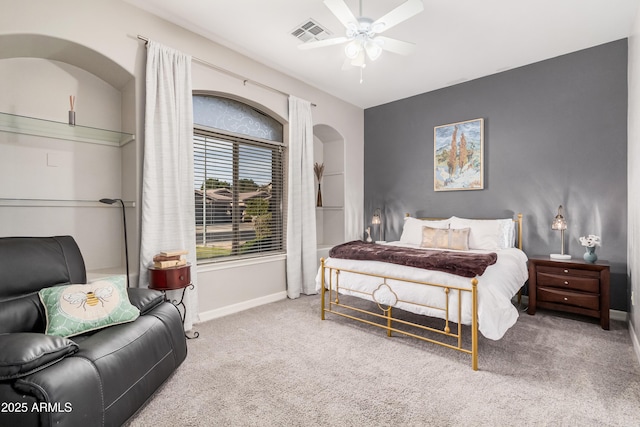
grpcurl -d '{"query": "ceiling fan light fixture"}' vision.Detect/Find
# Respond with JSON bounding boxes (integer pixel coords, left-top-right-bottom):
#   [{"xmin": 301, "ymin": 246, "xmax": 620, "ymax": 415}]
[
  {"xmin": 299, "ymin": 0, "xmax": 424, "ymax": 80},
  {"xmin": 364, "ymin": 39, "xmax": 382, "ymax": 61},
  {"xmin": 345, "ymin": 22, "xmax": 359, "ymax": 38},
  {"xmin": 344, "ymin": 40, "xmax": 362, "ymax": 59},
  {"xmin": 351, "ymin": 50, "xmax": 366, "ymax": 68},
  {"xmin": 371, "ymin": 22, "xmax": 386, "ymax": 33}
]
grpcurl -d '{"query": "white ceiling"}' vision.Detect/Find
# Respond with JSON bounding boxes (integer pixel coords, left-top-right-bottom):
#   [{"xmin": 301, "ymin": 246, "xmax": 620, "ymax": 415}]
[{"xmin": 127, "ymin": 0, "xmax": 639, "ymax": 109}]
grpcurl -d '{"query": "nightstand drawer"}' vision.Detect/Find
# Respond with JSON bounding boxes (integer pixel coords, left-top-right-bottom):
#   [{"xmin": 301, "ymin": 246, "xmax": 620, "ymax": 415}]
[
  {"xmin": 536, "ymin": 265, "xmax": 601, "ymax": 279},
  {"xmin": 537, "ymin": 272, "xmax": 599, "ymax": 293},
  {"xmin": 538, "ymin": 287, "xmax": 599, "ymax": 311},
  {"xmin": 148, "ymin": 264, "xmax": 191, "ymax": 290}
]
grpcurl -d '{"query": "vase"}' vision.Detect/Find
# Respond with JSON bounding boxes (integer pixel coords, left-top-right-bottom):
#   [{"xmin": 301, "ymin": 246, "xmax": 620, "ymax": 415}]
[
  {"xmin": 316, "ymin": 183, "xmax": 322, "ymax": 207},
  {"xmin": 583, "ymin": 246, "xmax": 597, "ymax": 263}
]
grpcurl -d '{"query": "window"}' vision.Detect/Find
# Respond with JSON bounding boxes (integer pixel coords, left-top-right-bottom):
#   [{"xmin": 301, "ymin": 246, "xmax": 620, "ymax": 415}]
[{"xmin": 193, "ymin": 95, "xmax": 284, "ymax": 262}]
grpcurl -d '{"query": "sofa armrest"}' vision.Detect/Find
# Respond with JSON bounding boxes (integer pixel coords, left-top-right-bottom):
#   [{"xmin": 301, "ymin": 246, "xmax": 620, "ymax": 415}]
[
  {"xmin": 0, "ymin": 333, "xmax": 78, "ymax": 380},
  {"xmin": 127, "ymin": 288, "xmax": 165, "ymax": 315}
]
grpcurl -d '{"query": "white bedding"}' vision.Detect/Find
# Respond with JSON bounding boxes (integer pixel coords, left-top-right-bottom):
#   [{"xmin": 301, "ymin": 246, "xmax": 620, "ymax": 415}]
[{"xmin": 315, "ymin": 242, "xmax": 528, "ymax": 340}]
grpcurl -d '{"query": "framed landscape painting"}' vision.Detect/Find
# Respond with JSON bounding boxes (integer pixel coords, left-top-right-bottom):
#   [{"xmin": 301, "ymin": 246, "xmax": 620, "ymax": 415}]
[{"xmin": 434, "ymin": 118, "xmax": 484, "ymax": 191}]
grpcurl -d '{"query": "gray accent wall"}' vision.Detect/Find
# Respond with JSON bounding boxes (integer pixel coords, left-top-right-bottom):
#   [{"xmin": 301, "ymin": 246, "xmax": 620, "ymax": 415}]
[{"xmin": 364, "ymin": 39, "xmax": 628, "ymax": 311}]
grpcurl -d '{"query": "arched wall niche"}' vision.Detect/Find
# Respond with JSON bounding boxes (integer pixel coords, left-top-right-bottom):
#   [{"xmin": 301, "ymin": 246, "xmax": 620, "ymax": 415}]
[
  {"xmin": 0, "ymin": 33, "xmax": 138, "ymax": 279},
  {"xmin": 313, "ymin": 123, "xmax": 345, "ymax": 256},
  {"xmin": 0, "ymin": 33, "xmax": 133, "ymax": 89},
  {"xmin": 0, "ymin": 33, "xmax": 136, "ymax": 133}
]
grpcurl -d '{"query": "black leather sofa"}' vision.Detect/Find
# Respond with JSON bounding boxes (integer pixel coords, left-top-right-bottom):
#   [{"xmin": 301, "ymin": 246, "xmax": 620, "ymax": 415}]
[{"xmin": 0, "ymin": 236, "xmax": 187, "ymax": 426}]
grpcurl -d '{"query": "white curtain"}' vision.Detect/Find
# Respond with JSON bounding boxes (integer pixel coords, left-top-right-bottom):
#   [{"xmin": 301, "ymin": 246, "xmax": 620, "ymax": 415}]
[
  {"xmin": 286, "ymin": 96, "xmax": 317, "ymax": 298},
  {"xmin": 139, "ymin": 40, "xmax": 198, "ymax": 331}
]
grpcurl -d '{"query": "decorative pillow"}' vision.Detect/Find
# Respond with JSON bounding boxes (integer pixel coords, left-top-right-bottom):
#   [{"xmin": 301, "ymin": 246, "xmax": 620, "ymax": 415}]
[
  {"xmin": 450, "ymin": 217, "xmax": 515, "ymax": 250},
  {"xmin": 0, "ymin": 333, "xmax": 78, "ymax": 380},
  {"xmin": 400, "ymin": 217, "xmax": 451, "ymax": 245},
  {"xmin": 38, "ymin": 275, "xmax": 140, "ymax": 338},
  {"xmin": 421, "ymin": 226, "xmax": 470, "ymax": 250}
]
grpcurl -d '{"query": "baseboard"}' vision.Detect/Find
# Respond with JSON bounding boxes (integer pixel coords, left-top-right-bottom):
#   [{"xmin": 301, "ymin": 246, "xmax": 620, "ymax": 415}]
[
  {"xmin": 610, "ymin": 309, "xmax": 628, "ymax": 321},
  {"xmin": 630, "ymin": 321, "xmax": 640, "ymax": 368},
  {"xmin": 196, "ymin": 291, "xmax": 288, "ymax": 324}
]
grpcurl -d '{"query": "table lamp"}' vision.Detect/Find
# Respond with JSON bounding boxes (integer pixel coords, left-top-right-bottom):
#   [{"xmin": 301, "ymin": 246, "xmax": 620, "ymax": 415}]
[
  {"xmin": 550, "ymin": 205, "xmax": 571, "ymax": 259},
  {"xmin": 372, "ymin": 208, "xmax": 384, "ymax": 243}
]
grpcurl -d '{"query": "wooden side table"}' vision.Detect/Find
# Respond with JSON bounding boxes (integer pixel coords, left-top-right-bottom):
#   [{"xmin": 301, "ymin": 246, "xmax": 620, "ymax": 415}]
[
  {"xmin": 148, "ymin": 264, "xmax": 199, "ymax": 338},
  {"xmin": 527, "ymin": 256, "xmax": 610, "ymax": 329}
]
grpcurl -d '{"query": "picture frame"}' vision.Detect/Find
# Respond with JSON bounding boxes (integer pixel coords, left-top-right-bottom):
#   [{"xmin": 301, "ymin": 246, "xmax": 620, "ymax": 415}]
[{"xmin": 434, "ymin": 118, "xmax": 484, "ymax": 191}]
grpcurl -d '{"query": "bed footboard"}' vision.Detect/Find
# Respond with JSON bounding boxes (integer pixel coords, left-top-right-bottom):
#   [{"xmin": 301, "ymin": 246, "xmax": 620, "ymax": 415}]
[{"xmin": 320, "ymin": 258, "xmax": 479, "ymax": 370}]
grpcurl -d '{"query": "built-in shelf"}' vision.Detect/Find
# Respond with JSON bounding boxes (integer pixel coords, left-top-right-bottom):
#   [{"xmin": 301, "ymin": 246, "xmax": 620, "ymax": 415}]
[
  {"xmin": 0, "ymin": 111, "xmax": 135, "ymax": 147},
  {"xmin": 0, "ymin": 198, "xmax": 135, "ymax": 208},
  {"xmin": 86, "ymin": 268, "xmax": 126, "ymax": 282}
]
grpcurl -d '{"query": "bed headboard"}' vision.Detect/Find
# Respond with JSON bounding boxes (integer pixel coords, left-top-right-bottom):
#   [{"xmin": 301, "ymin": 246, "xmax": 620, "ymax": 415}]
[{"xmin": 406, "ymin": 213, "xmax": 524, "ymax": 250}]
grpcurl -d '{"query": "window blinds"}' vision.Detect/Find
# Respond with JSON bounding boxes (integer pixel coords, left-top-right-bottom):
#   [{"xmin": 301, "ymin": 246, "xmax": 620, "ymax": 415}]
[{"xmin": 194, "ymin": 130, "xmax": 284, "ymax": 261}]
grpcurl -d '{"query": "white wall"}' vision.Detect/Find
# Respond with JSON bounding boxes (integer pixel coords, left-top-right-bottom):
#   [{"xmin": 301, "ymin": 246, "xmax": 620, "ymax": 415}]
[
  {"xmin": 628, "ymin": 8, "xmax": 640, "ymax": 361},
  {"xmin": 0, "ymin": 0, "xmax": 364, "ymax": 319}
]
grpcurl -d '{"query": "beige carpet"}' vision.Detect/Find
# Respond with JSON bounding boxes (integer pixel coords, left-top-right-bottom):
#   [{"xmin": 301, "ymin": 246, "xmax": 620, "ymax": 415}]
[{"xmin": 126, "ymin": 295, "xmax": 640, "ymax": 426}]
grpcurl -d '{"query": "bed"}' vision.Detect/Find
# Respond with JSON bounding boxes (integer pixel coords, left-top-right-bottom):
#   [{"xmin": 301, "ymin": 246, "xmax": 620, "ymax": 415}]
[{"xmin": 315, "ymin": 214, "xmax": 528, "ymax": 370}]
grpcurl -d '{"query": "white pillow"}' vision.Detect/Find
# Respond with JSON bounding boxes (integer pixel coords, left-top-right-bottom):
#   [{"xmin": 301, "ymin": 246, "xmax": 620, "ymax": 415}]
[
  {"xmin": 449, "ymin": 217, "xmax": 515, "ymax": 250},
  {"xmin": 400, "ymin": 217, "xmax": 450, "ymax": 245}
]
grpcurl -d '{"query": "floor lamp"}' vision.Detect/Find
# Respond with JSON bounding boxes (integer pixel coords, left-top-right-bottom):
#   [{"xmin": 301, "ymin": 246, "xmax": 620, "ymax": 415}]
[{"xmin": 99, "ymin": 198, "xmax": 130, "ymax": 287}]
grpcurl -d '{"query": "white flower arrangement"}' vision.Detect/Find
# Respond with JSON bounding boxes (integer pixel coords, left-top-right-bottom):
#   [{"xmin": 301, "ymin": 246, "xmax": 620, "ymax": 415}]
[{"xmin": 579, "ymin": 234, "xmax": 601, "ymax": 247}]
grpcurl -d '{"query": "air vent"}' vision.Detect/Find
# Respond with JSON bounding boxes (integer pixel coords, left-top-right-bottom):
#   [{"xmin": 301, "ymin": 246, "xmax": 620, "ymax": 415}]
[{"xmin": 291, "ymin": 19, "xmax": 331, "ymax": 43}]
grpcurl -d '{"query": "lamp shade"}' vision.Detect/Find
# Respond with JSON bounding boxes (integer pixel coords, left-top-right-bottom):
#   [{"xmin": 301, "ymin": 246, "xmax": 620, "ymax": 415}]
[
  {"xmin": 344, "ymin": 40, "xmax": 362, "ymax": 59},
  {"xmin": 364, "ymin": 40, "xmax": 382, "ymax": 61},
  {"xmin": 551, "ymin": 205, "xmax": 567, "ymax": 230},
  {"xmin": 372, "ymin": 210, "xmax": 381, "ymax": 225}
]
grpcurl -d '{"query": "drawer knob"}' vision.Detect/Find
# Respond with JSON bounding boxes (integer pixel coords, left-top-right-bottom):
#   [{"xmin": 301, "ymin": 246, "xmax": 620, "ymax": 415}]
[
  {"xmin": 564, "ymin": 281, "xmax": 569, "ymax": 285},
  {"xmin": 563, "ymin": 269, "xmax": 569, "ymax": 273},
  {"xmin": 179, "ymin": 275, "xmax": 184, "ymax": 280},
  {"xmin": 564, "ymin": 297, "xmax": 568, "ymax": 301}
]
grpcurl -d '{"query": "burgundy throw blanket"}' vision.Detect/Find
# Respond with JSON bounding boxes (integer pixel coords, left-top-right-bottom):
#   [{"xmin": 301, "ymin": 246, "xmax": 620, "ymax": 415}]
[{"xmin": 329, "ymin": 241, "xmax": 497, "ymax": 278}]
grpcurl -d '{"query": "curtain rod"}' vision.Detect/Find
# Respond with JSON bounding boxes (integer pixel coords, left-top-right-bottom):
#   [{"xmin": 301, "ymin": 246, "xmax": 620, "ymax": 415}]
[{"xmin": 137, "ymin": 35, "xmax": 316, "ymax": 107}]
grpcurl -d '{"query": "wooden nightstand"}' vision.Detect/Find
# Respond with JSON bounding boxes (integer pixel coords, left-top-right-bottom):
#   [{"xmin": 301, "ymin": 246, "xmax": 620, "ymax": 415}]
[{"xmin": 527, "ymin": 256, "xmax": 610, "ymax": 329}]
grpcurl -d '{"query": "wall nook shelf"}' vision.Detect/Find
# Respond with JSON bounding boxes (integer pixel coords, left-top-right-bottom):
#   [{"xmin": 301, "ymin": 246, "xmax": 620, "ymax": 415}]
[
  {"xmin": 316, "ymin": 206, "xmax": 344, "ymax": 210},
  {"xmin": 0, "ymin": 198, "xmax": 135, "ymax": 208},
  {"xmin": 0, "ymin": 112, "xmax": 135, "ymax": 147}
]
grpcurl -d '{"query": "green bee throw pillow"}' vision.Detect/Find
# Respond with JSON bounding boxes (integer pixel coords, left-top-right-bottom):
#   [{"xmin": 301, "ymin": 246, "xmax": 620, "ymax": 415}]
[{"xmin": 38, "ymin": 275, "xmax": 139, "ymax": 338}]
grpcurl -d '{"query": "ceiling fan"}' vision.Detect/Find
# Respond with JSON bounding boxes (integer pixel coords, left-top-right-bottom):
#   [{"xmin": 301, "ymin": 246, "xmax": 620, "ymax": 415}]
[{"xmin": 298, "ymin": 0, "xmax": 424, "ymax": 68}]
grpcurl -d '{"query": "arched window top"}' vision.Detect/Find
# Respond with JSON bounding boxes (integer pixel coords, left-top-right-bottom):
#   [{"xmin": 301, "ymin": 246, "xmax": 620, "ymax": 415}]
[{"xmin": 193, "ymin": 95, "xmax": 283, "ymax": 142}]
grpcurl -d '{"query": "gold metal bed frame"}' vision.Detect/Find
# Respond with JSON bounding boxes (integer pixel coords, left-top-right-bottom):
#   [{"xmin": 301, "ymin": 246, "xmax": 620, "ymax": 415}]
[{"xmin": 320, "ymin": 213, "xmax": 523, "ymax": 371}]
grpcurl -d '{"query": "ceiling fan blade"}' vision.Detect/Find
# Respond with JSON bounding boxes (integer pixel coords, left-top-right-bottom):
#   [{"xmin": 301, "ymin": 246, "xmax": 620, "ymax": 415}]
[
  {"xmin": 323, "ymin": 0, "xmax": 358, "ymax": 29},
  {"xmin": 375, "ymin": 36, "xmax": 416, "ymax": 55},
  {"xmin": 373, "ymin": 0, "xmax": 424, "ymax": 33},
  {"xmin": 298, "ymin": 36, "xmax": 349, "ymax": 50}
]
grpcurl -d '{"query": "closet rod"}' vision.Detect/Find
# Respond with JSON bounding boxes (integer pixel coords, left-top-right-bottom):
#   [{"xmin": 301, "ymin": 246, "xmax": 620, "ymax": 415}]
[{"xmin": 137, "ymin": 35, "xmax": 316, "ymax": 106}]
